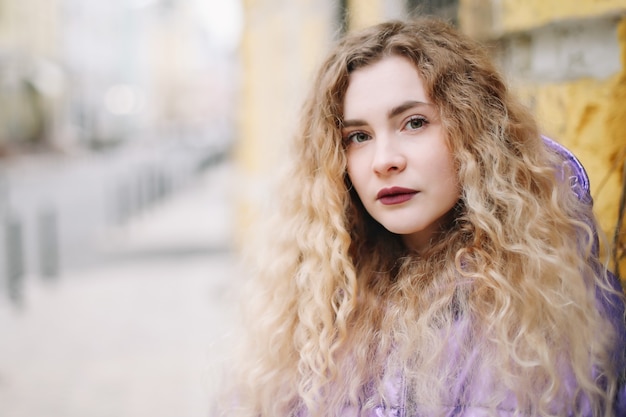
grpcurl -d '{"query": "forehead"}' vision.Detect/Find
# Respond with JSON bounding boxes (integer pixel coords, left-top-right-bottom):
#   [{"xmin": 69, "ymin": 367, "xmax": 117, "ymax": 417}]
[{"xmin": 343, "ymin": 55, "xmax": 429, "ymax": 117}]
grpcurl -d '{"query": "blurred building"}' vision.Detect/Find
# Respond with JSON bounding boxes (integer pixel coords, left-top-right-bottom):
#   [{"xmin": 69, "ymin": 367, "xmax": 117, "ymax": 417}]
[
  {"xmin": 0, "ymin": 0, "xmax": 63, "ymax": 153},
  {"xmin": 0, "ymin": 0, "xmax": 241, "ymax": 290},
  {"xmin": 237, "ymin": 0, "xmax": 626, "ymax": 272},
  {"xmin": 236, "ymin": 0, "xmax": 341, "ymax": 240},
  {"xmin": 0, "ymin": 0, "xmax": 238, "ymax": 154}
]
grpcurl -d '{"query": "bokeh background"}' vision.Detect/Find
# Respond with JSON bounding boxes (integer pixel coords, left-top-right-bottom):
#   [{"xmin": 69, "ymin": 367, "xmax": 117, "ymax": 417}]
[{"xmin": 0, "ymin": 1, "xmax": 625, "ymax": 416}]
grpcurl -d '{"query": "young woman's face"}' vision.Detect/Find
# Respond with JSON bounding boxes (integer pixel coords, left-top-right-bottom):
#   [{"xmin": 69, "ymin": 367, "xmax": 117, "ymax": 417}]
[{"xmin": 343, "ymin": 55, "xmax": 460, "ymax": 252}]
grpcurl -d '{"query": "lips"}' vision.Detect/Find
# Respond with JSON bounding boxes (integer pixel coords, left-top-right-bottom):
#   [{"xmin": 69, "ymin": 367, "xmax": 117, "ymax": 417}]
[{"xmin": 377, "ymin": 187, "xmax": 418, "ymax": 205}]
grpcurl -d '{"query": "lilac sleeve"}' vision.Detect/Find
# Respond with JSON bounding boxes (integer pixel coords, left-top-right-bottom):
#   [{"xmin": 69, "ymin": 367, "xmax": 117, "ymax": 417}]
[
  {"xmin": 544, "ymin": 136, "xmax": 626, "ymax": 412},
  {"xmin": 542, "ymin": 136, "xmax": 592, "ymax": 206},
  {"xmin": 601, "ymin": 270, "xmax": 626, "ymax": 415}
]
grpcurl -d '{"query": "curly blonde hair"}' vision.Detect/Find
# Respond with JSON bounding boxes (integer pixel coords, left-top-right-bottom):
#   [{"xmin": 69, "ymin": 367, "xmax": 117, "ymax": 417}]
[{"xmin": 221, "ymin": 18, "xmax": 625, "ymax": 417}]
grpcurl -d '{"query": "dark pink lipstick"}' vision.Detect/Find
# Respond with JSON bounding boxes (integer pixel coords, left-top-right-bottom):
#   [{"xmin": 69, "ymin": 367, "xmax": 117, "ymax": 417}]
[{"xmin": 377, "ymin": 187, "xmax": 418, "ymax": 205}]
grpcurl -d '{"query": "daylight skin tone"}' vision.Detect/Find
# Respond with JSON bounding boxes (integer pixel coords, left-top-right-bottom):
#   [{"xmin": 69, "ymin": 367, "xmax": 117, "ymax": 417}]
[{"xmin": 343, "ymin": 55, "xmax": 460, "ymax": 252}]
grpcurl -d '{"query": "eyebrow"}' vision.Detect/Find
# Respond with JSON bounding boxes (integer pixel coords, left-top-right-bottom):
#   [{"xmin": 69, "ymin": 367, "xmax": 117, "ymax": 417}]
[{"xmin": 342, "ymin": 100, "xmax": 432, "ymax": 128}]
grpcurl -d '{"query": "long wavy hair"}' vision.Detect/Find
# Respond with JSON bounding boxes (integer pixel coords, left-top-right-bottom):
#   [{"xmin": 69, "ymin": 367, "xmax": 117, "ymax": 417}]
[{"xmin": 222, "ymin": 18, "xmax": 625, "ymax": 417}]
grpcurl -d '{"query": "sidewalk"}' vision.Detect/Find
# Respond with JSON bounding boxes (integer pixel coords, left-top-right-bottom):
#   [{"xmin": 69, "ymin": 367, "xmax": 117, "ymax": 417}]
[{"xmin": 0, "ymin": 160, "xmax": 241, "ymax": 417}]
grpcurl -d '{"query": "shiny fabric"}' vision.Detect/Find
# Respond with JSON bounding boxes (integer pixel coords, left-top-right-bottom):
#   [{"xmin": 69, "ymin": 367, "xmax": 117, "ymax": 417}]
[{"xmin": 543, "ymin": 136, "xmax": 593, "ymax": 206}]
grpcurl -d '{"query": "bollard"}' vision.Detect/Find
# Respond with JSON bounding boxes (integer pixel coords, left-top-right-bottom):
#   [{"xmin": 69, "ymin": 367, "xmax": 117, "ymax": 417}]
[
  {"xmin": 148, "ymin": 167, "xmax": 159, "ymax": 207},
  {"xmin": 141, "ymin": 167, "xmax": 153, "ymax": 210},
  {"xmin": 116, "ymin": 182, "xmax": 131, "ymax": 225},
  {"xmin": 134, "ymin": 170, "xmax": 145, "ymax": 217},
  {"xmin": 5, "ymin": 213, "xmax": 25, "ymax": 304},
  {"xmin": 38, "ymin": 206, "xmax": 59, "ymax": 278},
  {"xmin": 144, "ymin": 167, "xmax": 154, "ymax": 208},
  {"xmin": 161, "ymin": 169, "xmax": 172, "ymax": 199},
  {"xmin": 155, "ymin": 169, "xmax": 166, "ymax": 201}
]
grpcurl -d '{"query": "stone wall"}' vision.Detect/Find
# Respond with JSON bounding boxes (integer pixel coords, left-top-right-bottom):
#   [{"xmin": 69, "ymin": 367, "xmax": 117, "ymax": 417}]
[{"xmin": 460, "ymin": 0, "xmax": 626, "ymax": 273}]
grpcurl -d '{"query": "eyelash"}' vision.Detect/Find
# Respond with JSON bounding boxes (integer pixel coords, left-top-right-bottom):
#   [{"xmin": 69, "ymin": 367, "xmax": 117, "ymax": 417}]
[
  {"xmin": 345, "ymin": 131, "xmax": 370, "ymax": 144},
  {"xmin": 343, "ymin": 115, "xmax": 429, "ymax": 145},
  {"xmin": 405, "ymin": 116, "xmax": 428, "ymax": 130}
]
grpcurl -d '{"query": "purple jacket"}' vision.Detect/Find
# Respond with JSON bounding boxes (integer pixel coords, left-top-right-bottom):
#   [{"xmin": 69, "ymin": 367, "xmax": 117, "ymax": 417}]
[
  {"xmin": 357, "ymin": 280, "xmax": 626, "ymax": 417},
  {"xmin": 310, "ymin": 138, "xmax": 626, "ymax": 416}
]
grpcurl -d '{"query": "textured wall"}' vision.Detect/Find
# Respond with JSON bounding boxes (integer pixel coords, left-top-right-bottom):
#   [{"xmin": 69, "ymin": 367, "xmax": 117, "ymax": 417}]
[
  {"xmin": 460, "ymin": 0, "xmax": 626, "ymax": 273},
  {"xmin": 346, "ymin": 0, "xmax": 405, "ymax": 30},
  {"xmin": 236, "ymin": 0, "xmax": 339, "ymax": 242}
]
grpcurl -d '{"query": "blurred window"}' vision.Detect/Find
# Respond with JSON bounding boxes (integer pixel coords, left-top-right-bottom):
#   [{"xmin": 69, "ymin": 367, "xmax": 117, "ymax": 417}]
[
  {"xmin": 407, "ymin": 0, "xmax": 459, "ymax": 24},
  {"xmin": 338, "ymin": 0, "xmax": 349, "ymax": 34}
]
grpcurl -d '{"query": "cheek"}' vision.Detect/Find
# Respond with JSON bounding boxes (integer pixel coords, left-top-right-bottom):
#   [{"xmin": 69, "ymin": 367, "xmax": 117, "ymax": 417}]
[
  {"xmin": 346, "ymin": 157, "xmax": 366, "ymax": 192},
  {"xmin": 439, "ymin": 159, "xmax": 459, "ymax": 191},
  {"xmin": 346, "ymin": 170, "xmax": 359, "ymax": 196},
  {"xmin": 443, "ymin": 159, "xmax": 461, "ymax": 199},
  {"xmin": 346, "ymin": 170, "xmax": 366, "ymax": 206},
  {"xmin": 345, "ymin": 155, "xmax": 358, "ymax": 184}
]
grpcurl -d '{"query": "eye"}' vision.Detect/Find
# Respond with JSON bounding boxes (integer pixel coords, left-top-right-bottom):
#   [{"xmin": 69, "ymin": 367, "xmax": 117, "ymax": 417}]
[
  {"xmin": 405, "ymin": 116, "xmax": 427, "ymax": 131},
  {"xmin": 347, "ymin": 131, "xmax": 371, "ymax": 144}
]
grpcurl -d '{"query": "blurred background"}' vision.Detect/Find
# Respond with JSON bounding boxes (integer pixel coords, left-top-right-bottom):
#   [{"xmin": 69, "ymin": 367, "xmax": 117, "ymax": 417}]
[{"xmin": 0, "ymin": 0, "xmax": 625, "ymax": 416}]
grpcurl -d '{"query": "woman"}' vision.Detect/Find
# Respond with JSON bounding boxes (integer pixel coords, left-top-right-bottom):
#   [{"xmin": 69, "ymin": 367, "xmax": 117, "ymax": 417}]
[{"xmin": 223, "ymin": 18, "xmax": 626, "ymax": 417}]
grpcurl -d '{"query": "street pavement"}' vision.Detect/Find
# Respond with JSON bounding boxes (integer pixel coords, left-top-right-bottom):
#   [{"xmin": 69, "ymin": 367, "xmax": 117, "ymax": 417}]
[{"xmin": 0, "ymin": 159, "xmax": 241, "ymax": 417}]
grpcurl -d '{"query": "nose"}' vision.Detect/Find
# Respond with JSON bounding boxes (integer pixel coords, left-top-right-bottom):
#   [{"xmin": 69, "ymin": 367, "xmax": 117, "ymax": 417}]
[{"xmin": 372, "ymin": 136, "xmax": 407, "ymax": 175}]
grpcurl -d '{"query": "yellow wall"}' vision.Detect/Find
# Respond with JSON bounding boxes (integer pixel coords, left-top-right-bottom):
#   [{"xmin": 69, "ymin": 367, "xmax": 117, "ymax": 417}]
[
  {"xmin": 515, "ymin": 57, "xmax": 626, "ymax": 236},
  {"xmin": 346, "ymin": 0, "xmax": 384, "ymax": 30},
  {"xmin": 460, "ymin": 0, "xmax": 626, "ymax": 38},
  {"xmin": 346, "ymin": 0, "xmax": 405, "ymax": 31},
  {"xmin": 236, "ymin": 0, "xmax": 338, "ymax": 243},
  {"xmin": 461, "ymin": 0, "xmax": 626, "ymax": 274},
  {"xmin": 499, "ymin": 0, "xmax": 626, "ymax": 34}
]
